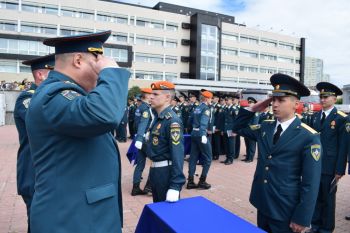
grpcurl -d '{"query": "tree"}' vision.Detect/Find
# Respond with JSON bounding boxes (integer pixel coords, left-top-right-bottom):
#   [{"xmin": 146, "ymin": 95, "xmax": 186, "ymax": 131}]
[
  {"xmin": 128, "ymin": 86, "xmax": 141, "ymax": 99},
  {"xmin": 336, "ymin": 97, "xmax": 343, "ymax": 104}
]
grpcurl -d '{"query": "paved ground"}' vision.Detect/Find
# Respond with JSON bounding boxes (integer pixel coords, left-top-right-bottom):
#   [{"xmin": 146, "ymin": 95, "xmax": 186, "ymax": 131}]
[{"xmin": 0, "ymin": 125, "xmax": 349, "ymax": 233}]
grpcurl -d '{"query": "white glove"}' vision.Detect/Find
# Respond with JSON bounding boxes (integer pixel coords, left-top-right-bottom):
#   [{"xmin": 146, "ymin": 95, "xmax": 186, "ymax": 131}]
[
  {"xmin": 135, "ymin": 141, "xmax": 143, "ymax": 150},
  {"xmin": 201, "ymin": 135, "xmax": 208, "ymax": 144},
  {"xmin": 166, "ymin": 189, "xmax": 180, "ymax": 202}
]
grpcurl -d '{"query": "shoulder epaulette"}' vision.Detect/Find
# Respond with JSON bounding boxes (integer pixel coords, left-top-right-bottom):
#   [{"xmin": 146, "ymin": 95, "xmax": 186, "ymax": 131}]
[
  {"xmin": 263, "ymin": 119, "xmax": 275, "ymax": 123},
  {"xmin": 249, "ymin": 124, "xmax": 261, "ymax": 130},
  {"xmin": 195, "ymin": 102, "xmax": 199, "ymax": 106},
  {"xmin": 301, "ymin": 123, "xmax": 318, "ymax": 134},
  {"xmin": 337, "ymin": 110, "xmax": 347, "ymax": 117},
  {"xmin": 27, "ymin": 90, "xmax": 35, "ymax": 94},
  {"xmin": 165, "ymin": 112, "xmax": 172, "ymax": 119}
]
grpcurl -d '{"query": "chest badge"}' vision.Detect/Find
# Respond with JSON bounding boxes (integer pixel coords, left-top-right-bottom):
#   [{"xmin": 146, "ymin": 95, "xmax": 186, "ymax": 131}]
[
  {"xmin": 345, "ymin": 123, "xmax": 350, "ymax": 133},
  {"xmin": 152, "ymin": 136, "xmax": 159, "ymax": 146},
  {"xmin": 157, "ymin": 123, "xmax": 161, "ymax": 130},
  {"xmin": 330, "ymin": 120, "xmax": 336, "ymax": 129}
]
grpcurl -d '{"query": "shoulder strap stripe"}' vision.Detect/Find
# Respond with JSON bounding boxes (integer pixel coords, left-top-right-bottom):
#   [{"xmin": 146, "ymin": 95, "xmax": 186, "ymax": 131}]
[{"xmin": 301, "ymin": 123, "xmax": 318, "ymax": 134}]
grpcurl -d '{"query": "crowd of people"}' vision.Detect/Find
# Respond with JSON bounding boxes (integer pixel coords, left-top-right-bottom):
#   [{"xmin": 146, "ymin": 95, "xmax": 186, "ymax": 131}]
[
  {"xmin": 1, "ymin": 79, "xmax": 32, "ymax": 91},
  {"xmin": 12, "ymin": 29, "xmax": 350, "ymax": 233}
]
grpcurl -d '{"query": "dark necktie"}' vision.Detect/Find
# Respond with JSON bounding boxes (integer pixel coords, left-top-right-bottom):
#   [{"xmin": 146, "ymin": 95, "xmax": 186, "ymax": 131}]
[
  {"xmin": 273, "ymin": 124, "xmax": 283, "ymax": 144},
  {"xmin": 320, "ymin": 112, "xmax": 326, "ymax": 125}
]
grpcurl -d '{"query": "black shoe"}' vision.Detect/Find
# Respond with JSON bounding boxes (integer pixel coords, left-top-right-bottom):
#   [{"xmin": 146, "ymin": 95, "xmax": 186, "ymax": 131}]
[
  {"xmin": 220, "ymin": 159, "xmax": 228, "ymax": 163},
  {"xmin": 186, "ymin": 176, "xmax": 198, "ymax": 189},
  {"xmin": 144, "ymin": 185, "xmax": 152, "ymax": 194},
  {"xmin": 212, "ymin": 156, "xmax": 219, "ymax": 160},
  {"xmin": 225, "ymin": 160, "xmax": 233, "ymax": 165},
  {"xmin": 245, "ymin": 159, "xmax": 253, "ymax": 163},
  {"xmin": 198, "ymin": 176, "xmax": 211, "ymax": 189},
  {"xmin": 345, "ymin": 215, "xmax": 350, "ymax": 220},
  {"xmin": 131, "ymin": 183, "xmax": 147, "ymax": 196},
  {"xmin": 241, "ymin": 158, "xmax": 248, "ymax": 161}
]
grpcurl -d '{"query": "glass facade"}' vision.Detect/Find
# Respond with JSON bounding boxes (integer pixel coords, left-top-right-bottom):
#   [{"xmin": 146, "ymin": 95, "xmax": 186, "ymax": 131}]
[{"xmin": 200, "ymin": 24, "xmax": 219, "ymax": 81}]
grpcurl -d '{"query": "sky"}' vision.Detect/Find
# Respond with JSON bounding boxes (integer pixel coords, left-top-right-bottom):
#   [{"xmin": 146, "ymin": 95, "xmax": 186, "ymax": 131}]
[{"xmin": 120, "ymin": 0, "xmax": 350, "ymax": 87}]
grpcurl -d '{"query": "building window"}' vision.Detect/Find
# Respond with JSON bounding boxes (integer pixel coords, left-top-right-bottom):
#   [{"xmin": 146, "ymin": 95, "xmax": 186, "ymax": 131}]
[
  {"xmin": 260, "ymin": 39, "xmax": 277, "ymax": 47},
  {"xmin": 110, "ymin": 33, "xmax": 128, "ymax": 43},
  {"xmin": 136, "ymin": 36, "xmax": 163, "ymax": 47},
  {"xmin": 239, "ymin": 78, "xmax": 258, "ymax": 84},
  {"xmin": 278, "ymin": 42, "xmax": 294, "ymax": 50},
  {"xmin": 61, "ymin": 8, "xmax": 94, "ymax": 20},
  {"xmin": 221, "ymin": 48, "xmax": 238, "ymax": 56},
  {"xmin": 19, "ymin": 63, "xmax": 31, "ymax": 73},
  {"xmin": 104, "ymin": 47, "xmax": 128, "ymax": 62},
  {"xmin": 135, "ymin": 70, "xmax": 163, "ymax": 80},
  {"xmin": 0, "ymin": 59, "xmax": 17, "ymax": 73},
  {"xmin": 240, "ymin": 35, "xmax": 258, "ymax": 44},
  {"xmin": 165, "ymin": 72, "xmax": 177, "ymax": 80},
  {"xmin": 165, "ymin": 55, "xmax": 177, "ymax": 64},
  {"xmin": 240, "ymin": 64, "xmax": 258, "ymax": 73},
  {"xmin": 21, "ymin": 23, "xmax": 57, "ymax": 35},
  {"xmin": 0, "ymin": 1, "xmax": 18, "ymax": 10},
  {"xmin": 260, "ymin": 66, "xmax": 277, "ymax": 74},
  {"xmin": 135, "ymin": 53, "xmax": 163, "ymax": 64},
  {"xmin": 240, "ymin": 50, "xmax": 258, "ymax": 58},
  {"xmin": 260, "ymin": 53, "xmax": 277, "ymax": 61},
  {"xmin": 0, "ymin": 37, "xmax": 54, "ymax": 55},
  {"xmin": 200, "ymin": 24, "xmax": 219, "ymax": 81},
  {"xmin": 60, "ymin": 27, "xmax": 93, "ymax": 36},
  {"xmin": 136, "ymin": 18, "xmax": 164, "ymax": 29},
  {"xmin": 278, "ymin": 56, "xmax": 294, "ymax": 63},
  {"xmin": 165, "ymin": 39, "xmax": 177, "ymax": 48},
  {"xmin": 166, "ymin": 23, "xmax": 178, "ymax": 31},
  {"xmin": 96, "ymin": 12, "xmax": 128, "ymax": 24},
  {"xmin": 221, "ymin": 63, "xmax": 238, "ymax": 71},
  {"xmin": 0, "ymin": 20, "xmax": 17, "ymax": 32},
  {"xmin": 278, "ymin": 68, "xmax": 294, "ymax": 76},
  {"xmin": 222, "ymin": 33, "xmax": 238, "ymax": 41},
  {"xmin": 21, "ymin": 3, "xmax": 58, "ymax": 15}
]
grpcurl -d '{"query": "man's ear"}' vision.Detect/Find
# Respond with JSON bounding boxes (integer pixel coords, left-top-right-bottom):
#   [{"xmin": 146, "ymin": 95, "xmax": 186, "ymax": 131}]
[{"xmin": 72, "ymin": 53, "xmax": 83, "ymax": 68}]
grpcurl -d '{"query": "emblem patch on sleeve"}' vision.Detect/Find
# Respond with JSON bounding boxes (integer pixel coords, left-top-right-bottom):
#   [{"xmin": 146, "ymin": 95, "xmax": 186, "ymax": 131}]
[
  {"xmin": 22, "ymin": 98, "xmax": 31, "ymax": 109},
  {"xmin": 249, "ymin": 124, "xmax": 261, "ymax": 130},
  {"xmin": 142, "ymin": 111, "xmax": 149, "ymax": 118},
  {"xmin": 311, "ymin": 144, "xmax": 321, "ymax": 161},
  {"xmin": 345, "ymin": 123, "xmax": 350, "ymax": 133},
  {"xmin": 170, "ymin": 122, "xmax": 181, "ymax": 145},
  {"xmin": 204, "ymin": 110, "xmax": 210, "ymax": 116},
  {"xmin": 61, "ymin": 90, "xmax": 81, "ymax": 100}
]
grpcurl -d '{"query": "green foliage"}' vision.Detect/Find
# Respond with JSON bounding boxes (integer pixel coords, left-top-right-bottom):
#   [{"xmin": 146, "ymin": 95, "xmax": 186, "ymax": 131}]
[
  {"xmin": 336, "ymin": 98, "xmax": 343, "ymax": 104},
  {"xmin": 128, "ymin": 86, "xmax": 141, "ymax": 99}
]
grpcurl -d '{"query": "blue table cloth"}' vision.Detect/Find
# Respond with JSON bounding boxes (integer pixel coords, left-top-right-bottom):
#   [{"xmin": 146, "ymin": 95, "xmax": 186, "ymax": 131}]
[{"xmin": 135, "ymin": 196, "xmax": 266, "ymax": 233}]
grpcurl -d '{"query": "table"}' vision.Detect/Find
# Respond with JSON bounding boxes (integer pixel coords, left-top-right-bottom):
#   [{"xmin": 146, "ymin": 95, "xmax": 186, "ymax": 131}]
[{"xmin": 135, "ymin": 196, "xmax": 266, "ymax": 233}]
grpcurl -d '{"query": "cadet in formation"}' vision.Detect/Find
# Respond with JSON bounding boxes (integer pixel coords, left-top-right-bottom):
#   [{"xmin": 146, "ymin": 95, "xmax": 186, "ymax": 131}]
[
  {"xmin": 14, "ymin": 54, "xmax": 55, "ymax": 233},
  {"xmin": 128, "ymin": 97, "xmax": 136, "ymax": 139},
  {"xmin": 301, "ymin": 103, "xmax": 313, "ymax": 126},
  {"xmin": 211, "ymin": 93, "xmax": 222, "ymax": 160},
  {"xmin": 241, "ymin": 97, "xmax": 260, "ymax": 163},
  {"xmin": 187, "ymin": 90, "xmax": 213, "ymax": 189},
  {"xmin": 310, "ymin": 82, "xmax": 348, "ymax": 233},
  {"xmin": 26, "ymin": 31, "xmax": 130, "ymax": 233},
  {"xmin": 147, "ymin": 81, "xmax": 185, "ymax": 202},
  {"xmin": 233, "ymin": 73, "xmax": 322, "ymax": 233},
  {"xmin": 115, "ymin": 106, "xmax": 128, "ymax": 142},
  {"xmin": 221, "ymin": 95, "xmax": 236, "ymax": 165},
  {"xmin": 345, "ymin": 116, "xmax": 350, "ymax": 221},
  {"xmin": 132, "ymin": 88, "xmax": 153, "ymax": 195}
]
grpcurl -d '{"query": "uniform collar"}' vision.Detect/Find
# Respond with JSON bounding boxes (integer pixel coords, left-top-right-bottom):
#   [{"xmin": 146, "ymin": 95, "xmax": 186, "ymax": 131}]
[
  {"xmin": 48, "ymin": 70, "xmax": 78, "ymax": 85},
  {"xmin": 275, "ymin": 116, "xmax": 296, "ymax": 134},
  {"xmin": 158, "ymin": 105, "xmax": 172, "ymax": 119},
  {"xmin": 322, "ymin": 106, "xmax": 334, "ymax": 118}
]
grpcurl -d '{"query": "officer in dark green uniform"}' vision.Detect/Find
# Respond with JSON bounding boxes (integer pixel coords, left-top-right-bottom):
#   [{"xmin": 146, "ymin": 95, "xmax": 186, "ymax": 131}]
[
  {"xmin": 115, "ymin": 106, "xmax": 128, "ymax": 142},
  {"xmin": 171, "ymin": 96, "xmax": 181, "ymax": 118},
  {"xmin": 310, "ymin": 82, "xmax": 348, "ymax": 233},
  {"xmin": 187, "ymin": 91, "xmax": 199, "ymax": 134},
  {"xmin": 179, "ymin": 93, "xmax": 189, "ymax": 133},
  {"xmin": 187, "ymin": 90, "xmax": 213, "ymax": 189},
  {"xmin": 221, "ymin": 95, "xmax": 236, "ymax": 165},
  {"xmin": 14, "ymin": 54, "xmax": 55, "ymax": 233},
  {"xmin": 147, "ymin": 81, "xmax": 185, "ymax": 202},
  {"xmin": 233, "ymin": 73, "xmax": 322, "ymax": 233},
  {"xmin": 259, "ymin": 105, "xmax": 274, "ymax": 123},
  {"xmin": 241, "ymin": 97, "xmax": 260, "ymax": 162},
  {"xmin": 26, "ymin": 31, "xmax": 130, "ymax": 233},
  {"xmin": 345, "ymin": 116, "xmax": 350, "ymax": 221},
  {"xmin": 301, "ymin": 103, "xmax": 313, "ymax": 126},
  {"xmin": 233, "ymin": 95, "xmax": 241, "ymax": 159},
  {"xmin": 128, "ymin": 98, "xmax": 136, "ymax": 139},
  {"xmin": 212, "ymin": 93, "xmax": 221, "ymax": 160},
  {"xmin": 132, "ymin": 88, "xmax": 153, "ymax": 195}
]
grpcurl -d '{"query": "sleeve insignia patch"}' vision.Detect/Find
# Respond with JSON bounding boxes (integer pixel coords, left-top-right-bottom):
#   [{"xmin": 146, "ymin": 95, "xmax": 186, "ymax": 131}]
[
  {"xmin": 22, "ymin": 98, "xmax": 31, "ymax": 109},
  {"xmin": 204, "ymin": 110, "xmax": 210, "ymax": 116},
  {"xmin": 311, "ymin": 144, "xmax": 321, "ymax": 161},
  {"xmin": 249, "ymin": 124, "xmax": 261, "ymax": 130},
  {"xmin": 142, "ymin": 111, "xmax": 149, "ymax": 118},
  {"xmin": 152, "ymin": 136, "xmax": 159, "ymax": 146},
  {"xmin": 171, "ymin": 127, "xmax": 181, "ymax": 145},
  {"xmin": 61, "ymin": 90, "xmax": 81, "ymax": 100},
  {"xmin": 345, "ymin": 122, "xmax": 350, "ymax": 133}
]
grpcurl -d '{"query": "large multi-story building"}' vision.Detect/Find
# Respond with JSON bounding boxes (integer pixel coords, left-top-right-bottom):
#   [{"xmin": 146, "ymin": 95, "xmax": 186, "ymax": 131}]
[
  {"xmin": 0, "ymin": 0, "xmax": 305, "ymax": 92},
  {"xmin": 304, "ymin": 56, "xmax": 330, "ymax": 88}
]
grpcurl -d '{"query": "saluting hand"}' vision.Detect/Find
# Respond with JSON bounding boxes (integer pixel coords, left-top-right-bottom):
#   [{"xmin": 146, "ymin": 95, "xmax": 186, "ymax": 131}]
[
  {"xmin": 251, "ymin": 97, "xmax": 272, "ymax": 113},
  {"xmin": 90, "ymin": 54, "xmax": 119, "ymax": 75}
]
